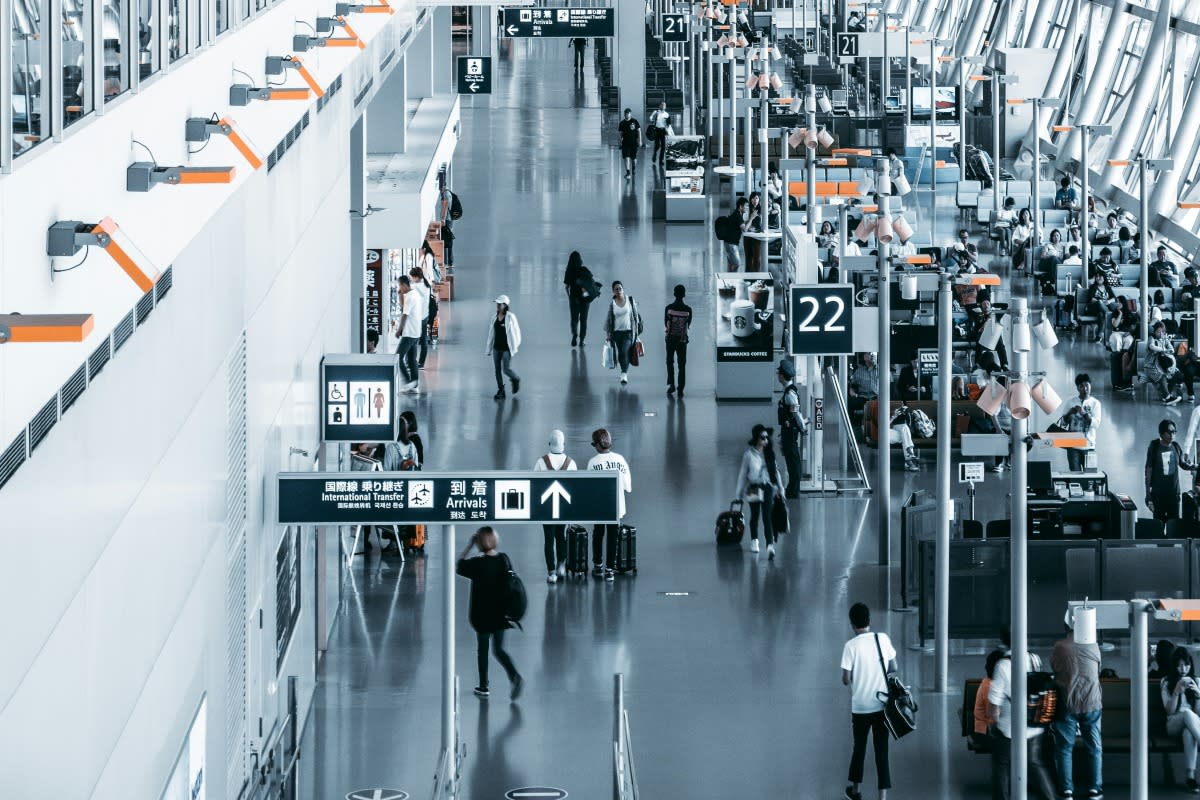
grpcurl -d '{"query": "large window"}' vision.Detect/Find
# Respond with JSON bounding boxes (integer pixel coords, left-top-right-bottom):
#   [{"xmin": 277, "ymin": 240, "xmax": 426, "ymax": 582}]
[
  {"xmin": 102, "ymin": 0, "xmax": 130, "ymax": 100},
  {"xmin": 62, "ymin": 0, "xmax": 93, "ymax": 125},
  {"xmin": 138, "ymin": 0, "xmax": 159, "ymax": 78},
  {"xmin": 11, "ymin": 0, "xmax": 48, "ymax": 157}
]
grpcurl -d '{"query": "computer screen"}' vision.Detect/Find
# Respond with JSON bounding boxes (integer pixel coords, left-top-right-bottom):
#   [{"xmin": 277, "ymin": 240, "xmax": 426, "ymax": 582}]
[
  {"xmin": 1028, "ymin": 461, "xmax": 1054, "ymax": 494},
  {"xmin": 910, "ymin": 86, "xmax": 958, "ymax": 120},
  {"xmin": 885, "ymin": 96, "xmax": 901, "ymax": 110}
]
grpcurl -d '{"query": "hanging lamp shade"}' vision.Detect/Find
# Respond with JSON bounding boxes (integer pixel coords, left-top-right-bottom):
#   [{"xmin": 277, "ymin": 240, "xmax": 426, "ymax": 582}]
[
  {"xmin": 769, "ymin": 72, "xmax": 783, "ymax": 90},
  {"xmin": 818, "ymin": 94, "xmax": 833, "ymax": 114},
  {"xmin": 789, "ymin": 128, "xmax": 806, "ymax": 149},
  {"xmin": 1007, "ymin": 381, "xmax": 1033, "ymax": 420},
  {"xmin": 1030, "ymin": 379, "xmax": 1062, "ymax": 415},
  {"xmin": 976, "ymin": 378, "xmax": 1006, "ymax": 416},
  {"xmin": 854, "ymin": 215, "xmax": 877, "ymax": 241},
  {"xmin": 817, "ymin": 128, "xmax": 834, "ymax": 148},
  {"xmin": 876, "ymin": 214, "xmax": 894, "ymax": 243},
  {"xmin": 892, "ymin": 215, "xmax": 913, "ymax": 243}
]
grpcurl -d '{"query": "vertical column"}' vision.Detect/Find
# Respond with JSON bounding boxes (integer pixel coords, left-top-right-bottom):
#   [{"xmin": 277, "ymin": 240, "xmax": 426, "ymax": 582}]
[
  {"xmin": 1061, "ymin": 10, "xmax": 1129, "ymax": 163},
  {"xmin": 477, "ymin": 5, "xmax": 494, "ymax": 58},
  {"xmin": 1009, "ymin": 297, "xmax": 1030, "ymax": 798},
  {"xmin": 934, "ymin": 273, "xmax": 951, "ymax": 693},
  {"xmin": 432, "ymin": 6, "xmax": 454, "ymax": 94},
  {"xmin": 350, "ymin": 116, "xmax": 366, "ymax": 350},
  {"xmin": 617, "ymin": 0, "xmax": 647, "ymax": 125},
  {"xmin": 442, "ymin": 525, "xmax": 457, "ymax": 791},
  {"xmin": 408, "ymin": 15, "xmax": 435, "ymax": 99},
  {"xmin": 877, "ymin": 188, "xmax": 892, "ymax": 567},
  {"xmin": 367, "ymin": 56, "xmax": 408, "ymax": 153},
  {"xmin": 1131, "ymin": 601, "xmax": 1150, "ymax": 800}
]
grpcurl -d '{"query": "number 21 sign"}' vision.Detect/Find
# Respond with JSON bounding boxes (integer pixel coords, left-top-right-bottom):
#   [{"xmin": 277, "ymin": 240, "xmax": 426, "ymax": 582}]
[{"xmin": 788, "ymin": 285, "xmax": 854, "ymax": 355}]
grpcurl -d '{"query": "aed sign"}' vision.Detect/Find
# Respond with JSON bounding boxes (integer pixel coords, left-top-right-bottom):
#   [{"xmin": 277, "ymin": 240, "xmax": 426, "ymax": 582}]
[
  {"xmin": 661, "ymin": 13, "xmax": 687, "ymax": 41},
  {"xmin": 456, "ymin": 56, "xmax": 492, "ymax": 94},
  {"xmin": 277, "ymin": 472, "xmax": 620, "ymax": 526},
  {"xmin": 788, "ymin": 284, "xmax": 854, "ymax": 355},
  {"xmin": 959, "ymin": 462, "xmax": 985, "ymax": 484},
  {"xmin": 321, "ymin": 354, "xmax": 400, "ymax": 443},
  {"xmin": 502, "ymin": 7, "xmax": 615, "ymax": 38}
]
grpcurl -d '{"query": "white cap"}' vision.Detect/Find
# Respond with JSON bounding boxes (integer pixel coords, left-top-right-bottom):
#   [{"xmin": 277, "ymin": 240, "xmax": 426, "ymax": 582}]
[
  {"xmin": 495, "ymin": 294, "xmax": 510, "ymax": 305},
  {"xmin": 548, "ymin": 429, "xmax": 565, "ymax": 454}
]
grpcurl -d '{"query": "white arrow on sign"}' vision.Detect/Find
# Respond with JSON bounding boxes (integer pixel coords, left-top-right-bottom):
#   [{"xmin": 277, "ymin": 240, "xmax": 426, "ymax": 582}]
[
  {"xmin": 507, "ymin": 24, "xmax": 518, "ymax": 35},
  {"xmin": 539, "ymin": 481, "xmax": 572, "ymax": 519},
  {"xmin": 469, "ymin": 81, "xmax": 480, "ymax": 92}
]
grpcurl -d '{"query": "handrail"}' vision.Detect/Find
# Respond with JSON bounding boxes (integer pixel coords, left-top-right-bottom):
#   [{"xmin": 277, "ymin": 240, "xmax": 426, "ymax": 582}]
[
  {"xmin": 612, "ymin": 673, "xmax": 640, "ymax": 800},
  {"xmin": 431, "ymin": 675, "xmax": 464, "ymax": 800},
  {"xmin": 826, "ymin": 365, "xmax": 871, "ymax": 491}
]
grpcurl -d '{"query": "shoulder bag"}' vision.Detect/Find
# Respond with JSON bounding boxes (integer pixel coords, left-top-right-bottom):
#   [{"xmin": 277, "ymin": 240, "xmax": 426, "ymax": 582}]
[
  {"xmin": 875, "ymin": 634, "xmax": 918, "ymax": 739},
  {"xmin": 500, "ymin": 554, "xmax": 527, "ymax": 629}
]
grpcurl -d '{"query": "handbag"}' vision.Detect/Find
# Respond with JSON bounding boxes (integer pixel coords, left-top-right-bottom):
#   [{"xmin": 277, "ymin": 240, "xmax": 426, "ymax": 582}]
[
  {"xmin": 602, "ymin": 342, "xmax": 617, "ymax": 370},
  {"xmin": 629, "ymin": 341, "xmax": 640, "ymax": 367},
  {"xmin": 875, "ymin": 634, "xmax": 918, "ymax": 739}
]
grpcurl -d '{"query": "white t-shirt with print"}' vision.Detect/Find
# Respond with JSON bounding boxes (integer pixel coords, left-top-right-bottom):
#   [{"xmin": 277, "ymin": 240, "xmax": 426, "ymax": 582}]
[
  {"xmin": 586, "ymin": 451, "xmax": 632, "ymax": 518},
  {"xmin": 841, "ymin": 631, "xmax": 896, "ymax": 714}
]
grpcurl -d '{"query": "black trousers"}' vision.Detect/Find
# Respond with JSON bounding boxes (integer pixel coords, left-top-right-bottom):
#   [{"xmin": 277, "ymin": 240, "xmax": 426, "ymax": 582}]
[
  {"xmin": 573, "ymin": 48, "xmax": 585, "ymax": 69},
  {"xmin": 592, "ymin": 523, "xmax": 619, "ymax": 568},
  {"xmin": 476, "ymin": 629, "xmax": 518, "ymax": 689},
  {"xmin": 782, "ymin": 429, "xmax": 802, "ymax": 494},
  {"xmin": 747, "ymin": 485, "xmax": 777, "ymax": 545},
  {"xmin": 848, "ymin": 712, "xmax": 891, "ymax": 790},
  {"xmin": 569, "ymin": 295, "xmax": 590, "ymax": 341},
  {"xmin": 1152, "ymin": 490, "xmax": 1181, "ymax": 523},
  {"xmin": 666, "ymin": 338, "xmax": 687, "ymax": 390},
  {"xmin": 652, "ymin": 132, "xmax": 666, "ymax": 163},
  {"xmin": 989, "ymin": 729, "xmax": 1057, "ymax": 800},
  {"xmin": 543, "ymin": 524, "xmax": 566, "ymax": 572}
]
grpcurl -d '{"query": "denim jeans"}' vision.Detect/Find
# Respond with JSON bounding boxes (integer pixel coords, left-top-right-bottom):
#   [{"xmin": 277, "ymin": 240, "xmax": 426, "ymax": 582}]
[
  {"xmin": 592, "ymin": 523, "xmax": 619, "ymax": 568},
  {"xmin": 611, "ymin": 330, "xmax": 633, "ymax": 372},
  {"xmin": 492, "ymin": 350, "xmax": 519, "ymax": 389},
  {"xmin": 397, "ymin": 336, "xmax": 420, "ymax": 384},
  {"xmin": 1053, "ymin": 709, "xmax": 1103, "ymax": 795},
  {"xmin": 543, "ymin": 524, "xmax": 566, "ymax": 572}
]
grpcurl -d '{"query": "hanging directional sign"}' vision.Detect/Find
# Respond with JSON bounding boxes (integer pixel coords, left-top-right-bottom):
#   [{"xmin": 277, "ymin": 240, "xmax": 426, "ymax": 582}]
[
  {"xmin": 456, "ymin": 56, "xmax": 492, "ymax": 95},
  {"xmin": 836, "ymin": 32, "xmax": 859, "ymax": 58},
  {"xmin": 836, "ymin": 31, "xmax": 885, "ymax": 60},
  {"xmin": 502, "ymin": 7, "xmax": 615, "ymax": 38},
  {"xmin": 788, "ymin": 284, "xmax": 855, "ymax": 355},
  {"xmin": 277, "ymin": 471, "xmax": 620, "ymax": 526},
  {"xmin": 661, "ymin": 13, "xmax": 687, "ymax": 42},
  {"xmin": 321, "ymin": 354, "xmax": 400, "ymax": 443}
]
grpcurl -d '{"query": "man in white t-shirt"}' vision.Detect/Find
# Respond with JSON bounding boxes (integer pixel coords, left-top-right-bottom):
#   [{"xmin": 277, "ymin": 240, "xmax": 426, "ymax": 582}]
[
  {"xmin": 840, "ymin": 602, "xmax": 896, "ymax": 800},
  {"xmin": 585, "ymin": 427, "xmax": 632, "ymax": 581},
  {"xmin": 986, "ymin": 626, "xmax": 1056, "ymax": 800},
  {"xmin": 534, "ymin": 429, "xmax": 577, "ymax": 583},
  {"xmin": 394, "ymin": 275, "xmax": 427, "ymax": 393}
]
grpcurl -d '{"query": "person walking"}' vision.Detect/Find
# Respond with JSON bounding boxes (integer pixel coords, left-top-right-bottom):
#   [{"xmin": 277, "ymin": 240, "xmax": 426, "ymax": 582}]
[
  {"xmin": 649, "ymin": 101, "xmax": 671, "ymax": 168},
  {"xmin": 563, "ymin": 250, "xmax": 597, "ymax": 347},
  {"xmin": 735, "ymin": 424, "xmax": 785, "ymax": 559},
  {"xmin": 568, "ymin": 37, "xmax": 587, "ymax": 71},
  {"xmin": 485, "ymin": 295, "xmax": 522, "ymax": 400},
  {"xmin": 586, "ymin": 428, "xmax": 632, "ymax": 581},
  {"xmin": 456, "ymin": 527, "xmax": 524, "ymax": 701},
  {"xmin": 1051, "ymin": 614, "xmax": 1104, "ymax": 800},
  {"xmin": 409, "ymin": 266, "xmax": 434, "ymax": 369},
  {"xmin": 393, "ymin": 274, "xmax": 426, "ymax": 394},
  {"xmin": 436, "ymin": 183, "xmax": 457, "ymax": 268},
  {"xmin": 720, "ymin": 196, "xmax": 749, "ymax": 271},
  {"xmin": 743, "ymin": 191, "xmax": 765, "ymax": 271},
  {"xmin": 841, "ymin": 602, "xmax": 896, "ymax": 800},
  {"xmin": 987, "ymin": 626, "xmax": 1057, "ymax": 800},
  {"xmin": 664, "ymin": 284, "xmax": 692, "ymax": 396},
  {"xmin": 604, "ymin": 281, "xmax": 644, "ymax": 386},
  {"xmin": 1146, "ymin": 418, "xmax": 1196, "ymax": 522},
  {"xmin": 776, "ymin": 359, "xmax": 808, "ymax": 497},
  {"xmin": 1061, "ymin": 374, "xmax": 1101, "ymax": 472},
  {"xmin": 617, "ymin": 108, "xmax": 642, "ymax": 178},
  {"xmin": 534, "ymin": 429, "xmax": 577, "ymax": 584}
]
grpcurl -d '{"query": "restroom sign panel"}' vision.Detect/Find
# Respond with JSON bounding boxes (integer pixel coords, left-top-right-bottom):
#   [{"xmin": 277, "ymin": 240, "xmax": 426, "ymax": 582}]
[
  {"xmin": 321, "ymin": 354, "xmax": 400, "ymax": 443},
  {"xmin": 456, "ymin": 56, "xmax": 492, "ymax": 94}
]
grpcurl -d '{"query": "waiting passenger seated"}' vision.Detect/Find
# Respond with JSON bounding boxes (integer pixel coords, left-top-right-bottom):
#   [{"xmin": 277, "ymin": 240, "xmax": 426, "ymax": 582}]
[
  {"xmin": 887, "ymin": 405, "xmax": 921, "ymax": 472},
  {"xmin": 1093, "ymin": 248, "xmax": 1120, "ymax": 286},
  {"xmin": 847, "ymin": 352, "xmax": 879, "ymax": 419},
  {"xmin": 972, "ymin": 649, "xmax": 1008, "ymax": 751},
  {"xmin": 1161, "ymin": 647, "xmax": 1200, "ymax": 793},
  {"xmin": 1150, "ymin": 247, "xmax": 1181, "ymax": 288},
  {"xmin": 1083, "ymin": 272, "xmax": 1119, "ymax": 342},
  {"xmin": 1145, "ymin": 321, "xmax": 1185, "ymax": 405}
]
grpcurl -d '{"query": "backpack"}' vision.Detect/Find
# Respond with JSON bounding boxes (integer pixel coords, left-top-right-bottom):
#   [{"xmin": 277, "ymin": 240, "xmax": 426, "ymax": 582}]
[
  {"xmin": 427, "ymin": 291, "xmax": 439, "ymax": 322},
  {"xmin": 575, "ymin": 266, "xmax": 602, "ymax": 302},
  {"xmin": 666, "ymin": 308, "xmax": 690, "ymax": 341},
  {"xmin": 714, "ymin": 214, "xmax": 733, "ymax": 242},
  {"xmin": 501, "ymin": 554, "xmax": 527, "ymax": 627},
  {"xmin": 909, "ymin": 408, "xmax": 935, "ymax": 438},
  {"xmin": 449, "ymin": 191, "xmax": 463, "ymax": 220}
]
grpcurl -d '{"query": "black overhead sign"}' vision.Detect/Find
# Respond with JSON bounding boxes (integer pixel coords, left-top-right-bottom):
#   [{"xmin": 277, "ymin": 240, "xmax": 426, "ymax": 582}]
[
  {"xmin": 788, "ymin": 284, "xmax": 855, "ymax": 355},
  {"xmin": 456, "ymin": 56, "xmax": 492, "ymax": 95},
  {"xmin": 277, "ymin": 471, "xmax": 621, "ymax": 526},
  {"xmin": 502, "ymin": 7, "xmax": 615, "ymax": 38},
  {"xmin": 661, "ymin": 13, "xmax": 687, "ymax": 42}
]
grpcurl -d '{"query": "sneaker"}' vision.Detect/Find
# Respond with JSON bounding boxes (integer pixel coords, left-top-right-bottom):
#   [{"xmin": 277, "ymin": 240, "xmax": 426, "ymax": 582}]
[
  {"xmin": 667, "ymin": 385, "xmax": 675, "ymax": 395},
  {"xmin": 620, "ymin": 373, "xmax": 629, "ymax": 384},
  {"xmin": 510, "ymin": 674, "xmax": 524, "ymax": 701},
  {"xmin": 511, "ymin": 377, "xmax": 520, "ymax": 395},
  {"xmin": 767, "ymin": 544, "xmax": 776, "ymax": 561},
  {"xmin": 571, "ymin": 335, "xmax": 578, "ymax": 347},
  {"xmin": 547, "ymin": 572, "xmax": 558, "ymax": 584},
  {"xmin": 473, "ymin": 686, "xmax": 490, "ymax": 699},
  {"xmin": 750, "ymin": 539, "xmax": 760, "ymax": 553},
  {"xmin": 1086, "ymin": 791, "xmax": 1103, "ymax": 799},
  {"xmin": 991, "ymin": 463, "xmax": 1005, "ymax": 473},
  {"xmin": 1165, "ymin": 394, "xmax": 1182, "ymax": 406},
  {"xmin": 402, "ymin": 382, "xmax": 420, "ymax": 394},
  {"xmin": 844, "ymin": 786, "xmax": 863, "ymax": 800},
  {"xmin": 604, "ymin": 568, "xmax": 615, "ymax": 581},
  {"xmin": 494, "ymin": 387, "xmax": 506, "ymax": 400},
  {"xmin": 1185, "ymin": 779, "xmax": 1199, "ymax": 794},
  {"xmin": 905, "ymin": 460, "xmax": 920, "ymax": 472},
  {"xmin": 556, "ymin": 562, "xmax": 567, "ymax": 578},
  {"xmin": 1058, "ymin": 792, "xmax": 1073, "ymax": 799},
  {"xmin": 677, "ymin": 388, "xmax": 684, "ymax": 397},
  {"xmin": 592, "ymin": 565, "xmax": 604, "ymax": 578}
]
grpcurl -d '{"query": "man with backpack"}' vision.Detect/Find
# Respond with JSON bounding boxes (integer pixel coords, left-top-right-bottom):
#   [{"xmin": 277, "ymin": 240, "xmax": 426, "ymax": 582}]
[
  {"xmin": 716, "ymin": 198, "xmax": 747, "ymax": 271},
  {"xmin": 1146, "ymin": 418, "xmax": 1197, "ymax": 522},
  {"xmin": 987, "ymin": 625, "xmax": 1057, "ymax": 800},
  {"xmin": 841, "ymin": 602, "xmax": 897, "ymax": 800},
  {"xmin": 436, "ymin": 184, "xmax": 462, "ymax": 267},
  {"xmin": 664, "ymin": 284, "xmax": 692, "ymax": 397},
  {"xmin": 534, "ymin": 430, "xmax": 577, "ymax": 583}
]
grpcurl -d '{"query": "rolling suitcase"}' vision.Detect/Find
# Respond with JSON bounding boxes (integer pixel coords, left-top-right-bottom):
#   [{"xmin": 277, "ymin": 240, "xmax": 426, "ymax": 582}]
[
  {"xmin": 715, "ymin": 500, "xmax": 745, "ymax": 545},
  {"xmin": 771, "ymin": 496, "xmax": 789, "ymax": 535},
  {"xmin": 401, "ymin": 524, "xmax": 426, "ymax": 553},
  {"xmin": 565, "ymin": 525, "xmax": 589, "ymax": 578},
  {"xmin": 614, "ymin": 524, "xmax": 637, "ymax": 575}
]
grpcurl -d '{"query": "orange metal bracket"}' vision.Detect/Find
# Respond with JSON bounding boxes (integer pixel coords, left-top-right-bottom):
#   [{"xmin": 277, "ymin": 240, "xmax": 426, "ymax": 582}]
[
  {"xmin": 962, "ymin": 274, "xmax": 1002, "ymax": 286},
  {"xmin": 288, "ymin": 59, "xmax": 326, "ymax": 98},
  {"xmin": 1156, "ymin": 600, "xmax": 1200, "ymax": 621},
  {"xmin": 903, "ymin": 254, "xmax": 932, "ymax": 265},
  {"xmin": 1036, "ymin": 432, "xmax": 1089, "ymax": 449},
  {"xmin": 218, "ymin": 117, "xmax": 264, "ymax": 170},
  {"xmin": 0, "ymin": 314, "xmax": 94, "ymax": 344},
  {"xmin": 1179, "ymin": 202, "xmax": 1200, "ymax": 210},
  {"xmin": 1052, "ymin": 125, "xmax": 1073, "ymax": 132},
  {"xmin": 968, "ymin": 75, "xmax": 990, "ymax": 81},
  {"xmin": 93, "ymin": 218, "xmax": 158, "ymax": 293},
  {"xmin": 339, "ymin": 18, "xmax": 367, "ymax": 48},
  {"xmin": 1006, "ymin": 98, "xmax": 1027, "ymax": 105},
  {"xmin": 268, "ymin": 88, "xmax": 312, "ymax": 101},
  {"xmin": 175, "ymin": 167, "xmax": 237, "ymax": 185}
]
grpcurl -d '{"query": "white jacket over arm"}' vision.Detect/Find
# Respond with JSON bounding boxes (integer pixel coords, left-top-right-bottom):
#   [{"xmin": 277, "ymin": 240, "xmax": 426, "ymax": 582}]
[{"xmin": 484, "ymin": 313, "xmax": 522, "ymax": 356}]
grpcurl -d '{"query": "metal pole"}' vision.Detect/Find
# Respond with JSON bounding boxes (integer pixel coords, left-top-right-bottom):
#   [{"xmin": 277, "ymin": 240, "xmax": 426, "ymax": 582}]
[
  {"xmin": 959, "ymin": 63, "xmax": 968, "ymax": 155},
  {"xmin": 807, "ymin": 84, "xmax": 817, "ymax": 235},
  {"xmin": 992, "ymin": 70, "xmax": 1001, "ymax": 212},
  {"xmin": 1131, "ymin": 600, "xmax": 1150, "ymax": 800},
  {"xmin": 905, "ymin": 31, "xmax": 912, "ymax": 129},
  {"xmin": 717, "ymin": 51, "xmax": 725, "ymax": 160},
  {"xmin": 613, "ymin": 672, "xmax": 625, "ymax": 800},
  {"xmin": 1009, "ymin": 298, "xmax": 1030, "ymax": 797},
  {"xmin": 1081, "ymin": 127, "xmax": 1091, "ymax": 283},
  {"xmin": 929, "ymin": 38, "xmax": 937, "ymax": 233},
  {"xmin": 442, "ymin": 523, "xmax": 456, "ymax": 788},
  {"xmin": 1140, "ymin": 160, "xmax": 1150, "ymax": 342},
  {"xmin": 877, "ymin": 188, "xmax": 892, "ymax": 566},
  {"xmin": 882, "ymin": 16, "xmax": 889, "ymax": 121},
  {"xmin": 1032, "ymin": 100, "xmax": 1042, "ymax": 255},
  {"xmin": 934, "ymin": 272, "xmax": 952, "ymax": 693},
  {"xmin": 761, "ymin": 40, "xmax": 771, "ymax": 198}
]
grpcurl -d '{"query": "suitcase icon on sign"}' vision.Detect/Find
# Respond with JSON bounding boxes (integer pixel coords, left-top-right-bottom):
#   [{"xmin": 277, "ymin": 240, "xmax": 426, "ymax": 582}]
[{"xmin": 502, "ymin": 489, "xmax": 525, "ymax": 510}]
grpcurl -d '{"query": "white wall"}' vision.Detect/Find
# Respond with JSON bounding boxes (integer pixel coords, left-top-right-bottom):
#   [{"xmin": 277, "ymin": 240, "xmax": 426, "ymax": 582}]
[{"xmin": 0, "ymin": 0, "xmax": 428, "ymax": 796}]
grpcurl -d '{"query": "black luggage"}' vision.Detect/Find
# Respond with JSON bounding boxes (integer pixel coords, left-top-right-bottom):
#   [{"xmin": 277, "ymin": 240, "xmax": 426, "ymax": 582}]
[
  {"xmin": 565, "ymin": 525, "xmax": 589, "ymax": 579},
  {"xmin": 614, "ymin": 524, "xmax": 637, "ymax": 574},
  {"xmin": 771, "ymin": 496, "xmax": 789, "ymax": 535},
  {"xmin": 715, "ymin": 500, "xmax": 745, "ymax": 545}
]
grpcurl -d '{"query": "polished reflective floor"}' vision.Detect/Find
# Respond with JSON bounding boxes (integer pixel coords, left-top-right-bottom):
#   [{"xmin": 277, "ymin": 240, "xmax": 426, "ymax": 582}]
[{"xmin": 297, "ymin": 37, "xmax": 1187, "ymax": 800}]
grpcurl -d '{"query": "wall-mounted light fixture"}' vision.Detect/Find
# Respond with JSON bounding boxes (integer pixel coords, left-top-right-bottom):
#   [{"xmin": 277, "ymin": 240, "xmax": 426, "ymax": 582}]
[
  {"xmin": 294, "ymin": 29, "xmax": 362, "ymax": 51},
  {"xmin": 0, "ymin": 313, "xmax": 95, "ymax": 344},
  {"xmin": 185, "ymin": 116, "xmax": 264, "ymax": 170},
  {"xmin": 127, "ymin": 163, "xmax": 236, "ymax": 191},
  {"xmin": 265, "ymin": 56, "xmax": 326, "ymax": 97},
  {"xmin": 315, "ymin": 16, "xmax": 366, "ymax": 48},
  {"xmin": 335, "ymin": 0, "xmax": 392, "ymax": 13},
  {"xmin": 46, "ymin": 218, "xmax": 159, "ymax": 292},
  {"xmin": 229, "ymin": 84, "xmax": 311, "ymax": 105}
]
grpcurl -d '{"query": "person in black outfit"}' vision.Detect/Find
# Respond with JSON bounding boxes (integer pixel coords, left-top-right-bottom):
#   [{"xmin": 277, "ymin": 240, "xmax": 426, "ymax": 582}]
[
  {"xmin": 457, "ymin": 526, "xmax": 524, "ymax": 700},
  {"xmin": 617, "ymin": 108, "xmax": 642, "ymax": 177},
  {"xmin": 400, "ymin": 410, "xmax": 424, "ymax": 464},
  {"xmin": 563, "ymin": 250, "xmax": 595, "ymax": 346},
  {"xmin": 1083, "ymin": 271, "xmax": 1119, "ymax": 342},
  {"xmin": 1146, "ymin": 419, "xmax": 1197, "ymax": 523},
  {"xmin": 568, "ymin": 37, "xmax": 587, "ymax": 70},
  {"xmin": 777, "ymin": 358, "xmax": 808, "ymax": 496},
  {"xmin": 664, "ymin": 284, "xmax": 692, "ymax": 396}
]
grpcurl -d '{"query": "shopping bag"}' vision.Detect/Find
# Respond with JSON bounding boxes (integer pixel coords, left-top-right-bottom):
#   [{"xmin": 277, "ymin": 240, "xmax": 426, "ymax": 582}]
[{"xmin": 602, "ymin": 342, "xmax": 617, "ymax": 370}]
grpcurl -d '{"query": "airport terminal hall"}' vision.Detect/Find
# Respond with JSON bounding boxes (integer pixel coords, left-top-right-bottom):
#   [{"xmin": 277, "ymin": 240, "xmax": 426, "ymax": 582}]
[{"xmin": 13, "ymin": 0, "xmax": 1200, "ymax": 797}]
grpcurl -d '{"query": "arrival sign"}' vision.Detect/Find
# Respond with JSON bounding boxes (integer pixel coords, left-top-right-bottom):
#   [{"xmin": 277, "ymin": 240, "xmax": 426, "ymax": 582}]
[
  {"xmin": 277, "ymin": 471, "xmax": 620, "ymax": 526},
  {"xmin": 502, "ymin": 7, "xmax": 615, "ymax": 38}
]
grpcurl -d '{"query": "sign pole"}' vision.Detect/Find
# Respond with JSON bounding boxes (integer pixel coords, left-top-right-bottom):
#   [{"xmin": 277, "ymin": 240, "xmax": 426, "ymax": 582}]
[
  {"xmin": 934, "ymin": 271, "xmax": 952, "ymax": 693},
  {"xmin": 877, "ymin": 184, "xmax": 892, "ymax": 567},
  {"xmin": 442, "ymin": 523, "xmax": 456, "ymax": 792},
  {"xmin": 1010, "ymin": 296, "xmax": 1031, "ymax": 797}
]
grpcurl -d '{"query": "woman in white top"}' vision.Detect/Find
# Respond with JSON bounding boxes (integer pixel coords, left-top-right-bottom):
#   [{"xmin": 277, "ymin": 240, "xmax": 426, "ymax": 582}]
[
  {"xmin": 765, "ymin": 164, "xmax": 784, "ymax": 207},
  {"xmin": 534, "ymin": 429, "xmax": 577, "ymax": 583},
  {"xmin": 1162, "ymin": 648, "xmax": 1200, "ymax": 792},
  {"xmin": 603, "ymin": 281, "xmax": 643, "ymax": 385},
  {"xmin": 734, "ymin": 424, "xmax": 785, "ymax": 559},
  {"xmin": 484, "ymin": 294, "xmax": 522, "ymax": 400},
  {"xmin": 1011, "ymin": 208, "xmax": 1034, "ymax": 272}
]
